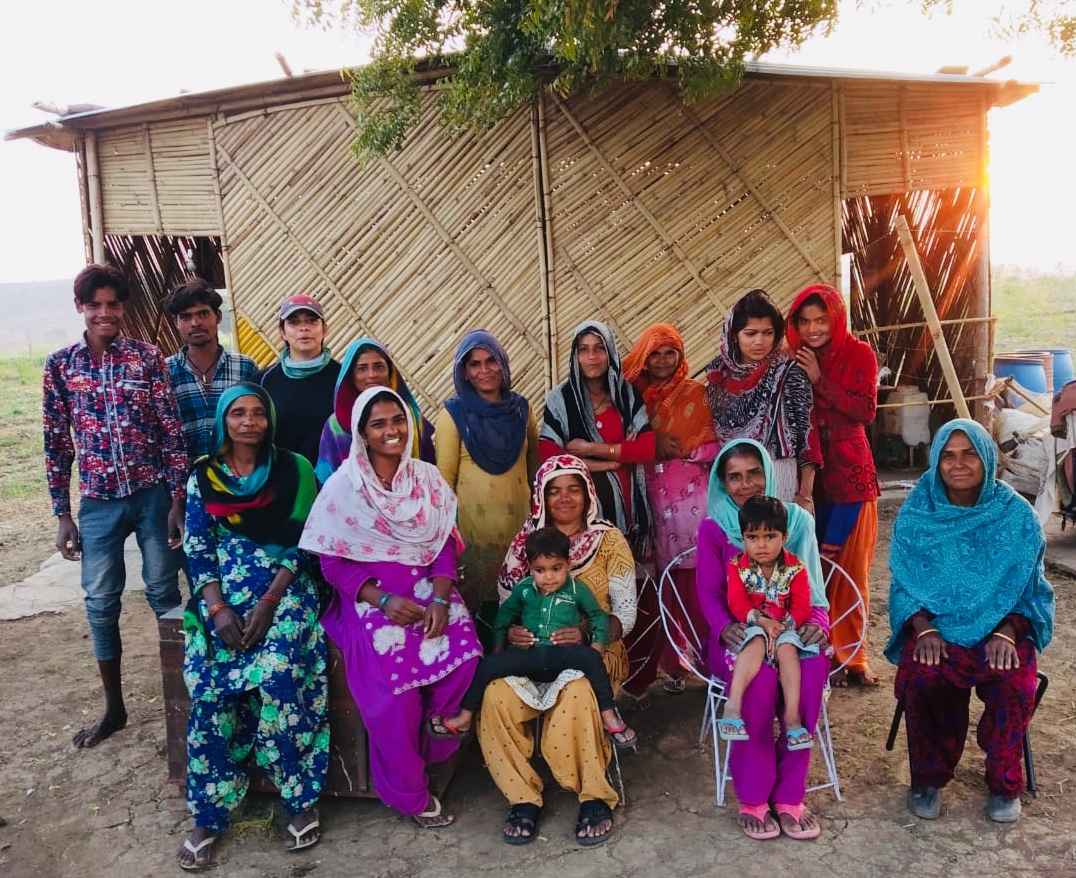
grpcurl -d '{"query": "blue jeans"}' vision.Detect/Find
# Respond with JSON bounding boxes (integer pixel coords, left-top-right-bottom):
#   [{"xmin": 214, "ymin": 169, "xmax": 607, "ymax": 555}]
[{"xmin": 78, "ymin": 483, "xmax": 183, "ymax": 661}]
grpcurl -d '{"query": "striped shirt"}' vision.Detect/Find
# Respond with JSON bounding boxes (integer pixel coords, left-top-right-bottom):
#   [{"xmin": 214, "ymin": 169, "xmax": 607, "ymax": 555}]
[{"xmin": 165, "ymin": 346, "xmax": 259, "ymax": 460}]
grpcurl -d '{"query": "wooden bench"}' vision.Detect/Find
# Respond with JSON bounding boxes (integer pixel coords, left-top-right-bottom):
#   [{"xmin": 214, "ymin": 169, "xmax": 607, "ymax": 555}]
[{"xmin": 158, "ymin": 606, "xmax": 459, "ymax": 798}]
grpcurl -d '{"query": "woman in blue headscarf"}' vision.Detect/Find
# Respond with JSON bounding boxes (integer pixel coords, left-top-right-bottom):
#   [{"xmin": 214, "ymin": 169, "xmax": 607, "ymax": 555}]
[
  {"xmin": 888, "ymin": 419, "xmax": 1054, "ymax": 825},
  {"xmin": 178, "ymin": 383, "xmax": 328, "ymax": 870},
  {"xmin": 435, "ymin": 330, "xmax": 538, "ymax": 612}
]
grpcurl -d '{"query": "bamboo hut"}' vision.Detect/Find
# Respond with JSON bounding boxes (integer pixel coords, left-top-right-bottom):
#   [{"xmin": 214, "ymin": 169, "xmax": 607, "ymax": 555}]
[{"xmin": 7, "ymin": 62, "xmax": 1036, "ymax": 419}]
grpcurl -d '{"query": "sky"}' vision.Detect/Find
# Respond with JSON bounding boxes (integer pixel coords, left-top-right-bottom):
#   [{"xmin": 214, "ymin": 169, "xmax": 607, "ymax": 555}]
[{"xmin": 1, "ymin": 0, "xmax": 1073, "ymax": 284}]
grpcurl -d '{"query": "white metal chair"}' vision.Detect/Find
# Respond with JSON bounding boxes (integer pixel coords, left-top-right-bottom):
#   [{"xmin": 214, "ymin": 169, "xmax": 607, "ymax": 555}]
[{"xmin": 657, "ymin": 549, "xmax": 866, "ymax": 807}]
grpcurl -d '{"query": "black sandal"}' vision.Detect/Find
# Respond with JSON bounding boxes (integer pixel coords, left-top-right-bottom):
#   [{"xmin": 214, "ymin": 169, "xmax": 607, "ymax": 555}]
[
  {"xmin": 503, "ymin": 802, "xmax": 541, "ymax": 845},
  {"xmin": 575, "ymin": 799, "xmax": 614, "ymax": 847}
]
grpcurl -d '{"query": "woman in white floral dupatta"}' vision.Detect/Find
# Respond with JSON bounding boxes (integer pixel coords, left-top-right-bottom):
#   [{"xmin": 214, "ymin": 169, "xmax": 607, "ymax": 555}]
[{"xmin": 300, "ymin": 386, "xmax": 481, "ymax": 828}]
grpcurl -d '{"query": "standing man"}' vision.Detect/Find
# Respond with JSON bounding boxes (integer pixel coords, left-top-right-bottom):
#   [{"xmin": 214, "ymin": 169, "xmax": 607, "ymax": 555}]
[
  {"xmin": 260, "ymin": 294, "xmax": 340, "ymax": 467},
  {"xmin": 164, "ymin": 278, "xmax": 258, "ymax": 461},
  {"xmin": 43, "ymin": 263, "xmax": 189, "ymax": 748}
]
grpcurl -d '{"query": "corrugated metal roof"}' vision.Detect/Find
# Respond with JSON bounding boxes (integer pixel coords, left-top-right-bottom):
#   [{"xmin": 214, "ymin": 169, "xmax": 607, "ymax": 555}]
[{"xmin": 5, "ymin": 60, "xmax": 1037, "ymax": 151}]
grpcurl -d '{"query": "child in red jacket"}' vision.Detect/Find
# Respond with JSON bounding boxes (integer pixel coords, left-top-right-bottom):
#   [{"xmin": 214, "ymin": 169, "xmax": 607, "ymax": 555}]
[{"xmin": 718, "ymin": 495, "xmax": 818, "ymax": 751}]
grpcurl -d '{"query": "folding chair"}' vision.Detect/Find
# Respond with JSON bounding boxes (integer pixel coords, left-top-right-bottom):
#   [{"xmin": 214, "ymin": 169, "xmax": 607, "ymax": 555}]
[
  {"xmin": 885, "ymin": 671, "xmax": 1049, "ymax": 797},
  {"xmin": 658, "ymin": 551, "xmax": 865, "ymax": 806}
]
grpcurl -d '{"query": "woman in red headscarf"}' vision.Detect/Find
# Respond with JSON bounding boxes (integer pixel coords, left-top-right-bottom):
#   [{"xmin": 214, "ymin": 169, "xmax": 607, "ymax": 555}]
[
  {"xmin": 786, "ymin": 284, "xmax": 880, "ymax": 686},
  {"xmin": 620, "ymin": 324, "xmax": 718, "ymax": 694}
]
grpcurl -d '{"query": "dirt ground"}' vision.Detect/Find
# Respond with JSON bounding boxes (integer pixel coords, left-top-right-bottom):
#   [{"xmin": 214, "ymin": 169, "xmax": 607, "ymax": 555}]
[{"xmin": 0, "ymin": 500, "xmax": 1073, "ymax": 877}]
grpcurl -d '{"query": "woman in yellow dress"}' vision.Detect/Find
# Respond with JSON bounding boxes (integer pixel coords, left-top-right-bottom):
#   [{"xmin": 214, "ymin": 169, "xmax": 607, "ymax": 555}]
[
  {"xmin": 435, "ymin": 330, "xmax": 538, "ymax": 618},
  {"xmin": 479, "ymin": 455, "xmax": 637, "ymax": 847}
]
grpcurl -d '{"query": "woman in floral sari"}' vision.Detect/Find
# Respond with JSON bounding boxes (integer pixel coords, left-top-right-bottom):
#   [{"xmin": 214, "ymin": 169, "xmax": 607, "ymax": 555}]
[
  {"xmin": 178, "ymin": 383, "xmax": 328, "ymax": 871},
  {"xmin": 301, "ymin": 386, "xmax": 480, "ymax": 828},
  {"xmin": 479, "ymin": 455, "xmax": 638, "ymax": 847},
  {"xmin": 621, "ymin": 323, "xmax": 718, "ymax": 694}
]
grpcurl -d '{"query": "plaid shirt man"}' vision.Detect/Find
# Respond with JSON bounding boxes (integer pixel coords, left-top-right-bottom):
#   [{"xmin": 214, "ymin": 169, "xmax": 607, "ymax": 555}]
[
  {"xmin": 165, "ymin": 346, "xmax": 259, "ymax": 460},
  {"xmin": 43, "ymin": 336, "xmax": 189, "ymax": 516}
]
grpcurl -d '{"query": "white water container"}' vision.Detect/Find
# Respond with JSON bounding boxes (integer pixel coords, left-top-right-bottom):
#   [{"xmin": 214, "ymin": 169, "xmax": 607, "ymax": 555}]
[{"xmin": 882, "ymin": 386, "xmax": 931, "ymax": 447}]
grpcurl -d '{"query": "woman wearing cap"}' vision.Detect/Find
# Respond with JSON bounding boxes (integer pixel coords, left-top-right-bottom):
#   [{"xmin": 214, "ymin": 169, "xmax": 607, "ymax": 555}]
[{"xmin": 260, "ymin": 294, "xmax": 341, "ymax": 467}]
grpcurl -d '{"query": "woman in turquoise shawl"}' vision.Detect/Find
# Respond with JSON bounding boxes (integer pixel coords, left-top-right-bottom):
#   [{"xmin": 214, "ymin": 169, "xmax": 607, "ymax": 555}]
[
  {"xmin": 315, "ymin": 337, "xmax": 434, "ymax": 483},
  {"xmin": 178, "ymin": 383, "xmax": 328, "ymax": 870},
  {"xmin": 888, "ymin": 419, "xmax": 1054, "ymax": 825},
  {"xmin": 695, "ymin": 438, "xmax": 830, "ymax": 840}
]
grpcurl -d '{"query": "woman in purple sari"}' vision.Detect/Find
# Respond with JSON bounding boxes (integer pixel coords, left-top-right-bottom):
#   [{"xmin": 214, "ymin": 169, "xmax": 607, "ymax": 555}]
[
  {"xmin": 696, "ymin": 438, "xmax": 830, "ymax": 841},
  {"xmin": 300, "ymin": 386, "xmax": 481, "ymax": 827}
]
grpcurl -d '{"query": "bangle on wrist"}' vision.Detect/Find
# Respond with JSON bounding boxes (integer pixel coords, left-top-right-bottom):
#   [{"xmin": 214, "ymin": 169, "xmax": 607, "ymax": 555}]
[
  {"xmin": 259, "ymin": 593, "xmax": 281, "ymax": 606},
  {"xmin": 431, "ymin": 596, "xmax": 450, "ymax": 608},
  {"xmin": 915, "ymin": 627, "xmax": 939, "ymax": 640},
  {"xmin": 992, "ymin": 631, "xmax": 1016, "ymax": 646},
  {"xmin": 207, "ymin": 601, "xmax": 228, "ymax": 619},
  {"xmin": 378, "ymin": 592, "xmax": 392, "ymax": 612}
]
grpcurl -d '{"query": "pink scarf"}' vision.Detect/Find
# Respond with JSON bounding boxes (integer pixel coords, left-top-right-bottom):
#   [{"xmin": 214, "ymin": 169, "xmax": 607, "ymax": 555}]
[{"xmin": 300, "ymin": 386, "xmax": 459, "ymax": 566}]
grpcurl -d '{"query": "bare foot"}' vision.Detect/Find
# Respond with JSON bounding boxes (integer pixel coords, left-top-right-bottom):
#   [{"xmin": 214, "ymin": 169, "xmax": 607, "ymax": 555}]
[
  {"xmin": 739, "ymin": 811, "xmax": 779, "ymax": 838},
  {"xmin": 177, "ymin": 826, "xmax": 217, "ymax": 871},
  {"xmin": 72, "ymin": 709, "xmax": 127, "ymax": 748},
  {"xmin": 848, "ymin": 669, "xmax": 880, "ymax": 687}
]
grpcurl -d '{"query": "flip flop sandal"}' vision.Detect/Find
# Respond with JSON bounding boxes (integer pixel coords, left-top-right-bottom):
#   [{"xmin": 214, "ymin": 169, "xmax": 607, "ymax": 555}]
[
  {"xmin": 286, "ymin": 815, "xmax": 320, "ymax": 852},
  {"xmin": 785, "ymin": 726, "xmax": 813, "ymax": 751},
  {"xmin": 428, "ymin": 715, "xmax": 470, "ymax": 738},
  {"xmin": 662, "ymin": 677, "xmax": 687, "ymax": 694},
  {"xmin": 503, "ymin": 802, "xmax": 541, "ymax": 846},
  {"xmin": 604, "ymin": 711, "xmax": 639, "ymax": 751},
  {"xmin": 413, "ymin": 795, "xmax": 455, "ymax": 829},
  {"xmin": 717, "ymin": 716, "xmax": 750, "ymax": 741},
  {"xmin": 775, "ymin": 804, "xmax": 821, "ymax": 840},
  {"xmin": 178, "ymin": 835, "xmax": 217, "ymax": 871},
  {"xmin": 575, "ymin": 799, "xmax": 614, "ymax": 847},
  {"xmin": 738, "ymin": 804, "xmax": 780, "ymax": 841}
]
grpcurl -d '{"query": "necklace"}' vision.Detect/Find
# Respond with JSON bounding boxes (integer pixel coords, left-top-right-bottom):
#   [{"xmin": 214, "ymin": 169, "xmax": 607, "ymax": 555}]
[
  {"xmin": 188, "ymin": 346, "xmax": 222, "ymax": 387},
  {"xmin": 224, "ymin": 454, "xmax": 255, "ymax": 478}
]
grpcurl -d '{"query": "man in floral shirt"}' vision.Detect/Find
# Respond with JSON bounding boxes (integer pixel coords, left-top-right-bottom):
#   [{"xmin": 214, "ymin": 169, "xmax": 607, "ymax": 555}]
[{"xmin": 43, "ymin": 263, "xmax": 189, "ymax": 749}]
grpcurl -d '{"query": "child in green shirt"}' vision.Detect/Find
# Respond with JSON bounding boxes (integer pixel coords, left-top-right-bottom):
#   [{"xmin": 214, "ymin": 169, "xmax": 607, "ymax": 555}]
[{"xmin": 431, "ymin": 527, "xmax": 636, "ymax": 747}]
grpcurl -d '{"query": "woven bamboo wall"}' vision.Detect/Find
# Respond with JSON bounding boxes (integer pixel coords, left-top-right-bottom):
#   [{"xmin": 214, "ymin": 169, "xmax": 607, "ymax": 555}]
[
  {"xmin": 94, "ymin": 76, "xmax": 994, "ymax": 414},
  {"xmin": 843, "ymin": 84, "xmax": 985, "ymax": 197},
  {"xmin": 98, "ymin": 119, "xmax": 220, "ymax": 236},
  {"xmin": 542, "ymin": 80, "xmax": 839, "ymax": 378},
  {"xmin": 212, "ymin": 95, "xmax": 547, "ymax": 409}
]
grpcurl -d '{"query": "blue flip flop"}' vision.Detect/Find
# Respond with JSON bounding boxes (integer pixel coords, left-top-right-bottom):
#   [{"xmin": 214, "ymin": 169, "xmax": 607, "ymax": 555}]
[
  {"xmin": 786, "ymin": 726, "xmax": 813, "ymax": 751},
  {"xmin": 718, "ymin": 716, "xmax": 750, "ymax": 741}
]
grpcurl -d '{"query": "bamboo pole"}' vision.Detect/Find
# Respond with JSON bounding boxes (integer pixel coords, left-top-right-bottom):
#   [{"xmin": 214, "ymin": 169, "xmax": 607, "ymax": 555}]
[
  {"xmin": 529, "ymin": 98, "xmax": 552, "ymax": 391},
  {"xmin": 894, "ymin": 214, "xmax": 971, "ymax": 419},
  {"xmin": 142, "ymin": 123, "xmax": 163, "ymax": 234},
  {"xmin": 831, "ymin": 83, "xmax": 843, "ymax": 285},
  {"xmin": 85, "ymin": 130, "xmax": 105, "ymax": 262},
  {"xmin": 1005, "ymin": 378, "xmax": 1051, "ymax": 416},
  {"xmin": 856, "ymin": 315, "xmax": 997, "ymax": 336},
  {"xmin": 205, "ymin": 118, "xmax": 238, "ymax": 338},
  {"xmin": 537, "ymin": 88, "xmax": 558, "ymax": 387},
  {"xmin": 75, "ymin": 135, "xmax": 93, "ymax": 261},
  {"xmin": 972, "ymin": 95, "xmax": 992, "ymax": 424}
]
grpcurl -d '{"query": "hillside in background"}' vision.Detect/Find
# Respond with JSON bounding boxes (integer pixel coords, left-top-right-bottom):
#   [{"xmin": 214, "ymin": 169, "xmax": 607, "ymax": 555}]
[
  {"xmin": 1, "ymin": 268, "xmax": 1072, "ymax": 361},
  {"xmin": 0, "ymin": 279, "xmax": 83, "ymax": 355},
  {"xmin": 993, "ymin": 266, "xmax": 1076, "ymax": 357}
]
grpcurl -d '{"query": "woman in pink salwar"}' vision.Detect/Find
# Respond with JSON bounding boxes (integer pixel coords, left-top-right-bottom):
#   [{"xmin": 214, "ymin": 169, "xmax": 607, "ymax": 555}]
[
  {"xmin": 696, "ymin": 438, "xmax": 830, "ymax": 841},
  {"xmin": 300, "ymin": 386, "xmax": 481, "ymax": 828}
]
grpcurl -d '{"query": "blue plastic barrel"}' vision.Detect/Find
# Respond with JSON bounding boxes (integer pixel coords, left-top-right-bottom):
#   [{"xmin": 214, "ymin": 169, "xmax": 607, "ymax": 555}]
[
  {"xmin": 1048, "ymin": 348, "xmax": 1074, "ymax": 392},
  {"xmin": 994, "ymin": 354, "xmax": 1048, "ymax": 395}
]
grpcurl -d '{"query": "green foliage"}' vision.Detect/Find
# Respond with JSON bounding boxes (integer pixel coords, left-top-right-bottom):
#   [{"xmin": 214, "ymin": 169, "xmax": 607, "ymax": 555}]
[
  {"xmin": 993, "ymin": 266, "xmax": 1076, "ymax": 355},
  {"xmin": 294, "ymin": 0, "xmax": 839, "ymax": 161},
  {"xmin": 921, "ymin": 0, "xmax": 1076, "ymax": 57}
]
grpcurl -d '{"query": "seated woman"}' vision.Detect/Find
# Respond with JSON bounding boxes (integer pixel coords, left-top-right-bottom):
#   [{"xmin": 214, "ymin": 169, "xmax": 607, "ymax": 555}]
[
  {"xmin": 696, "ymin": 439, "xmax": 830, "ymax": 842},
  {"xmin": 479, "ymin": 455, "xmax": 638, "ymax": 847},
  {"xmin": 888, "ymin": 419, "xmax": 1054, "ymax": 824},
  {"xmin": 300, "ymin": 386, "xmax": 481, "ymax": 828},
  {"xmin": 315, "ymin": 336, "xmax": 434, "ymax": 483},
  {"xmin": 178, "ymin": 384, "xmax": 328, "ymax": 871},
  {"xmin": 435, "ymin": 330, "xmax": 538, "ymax": 614}
]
